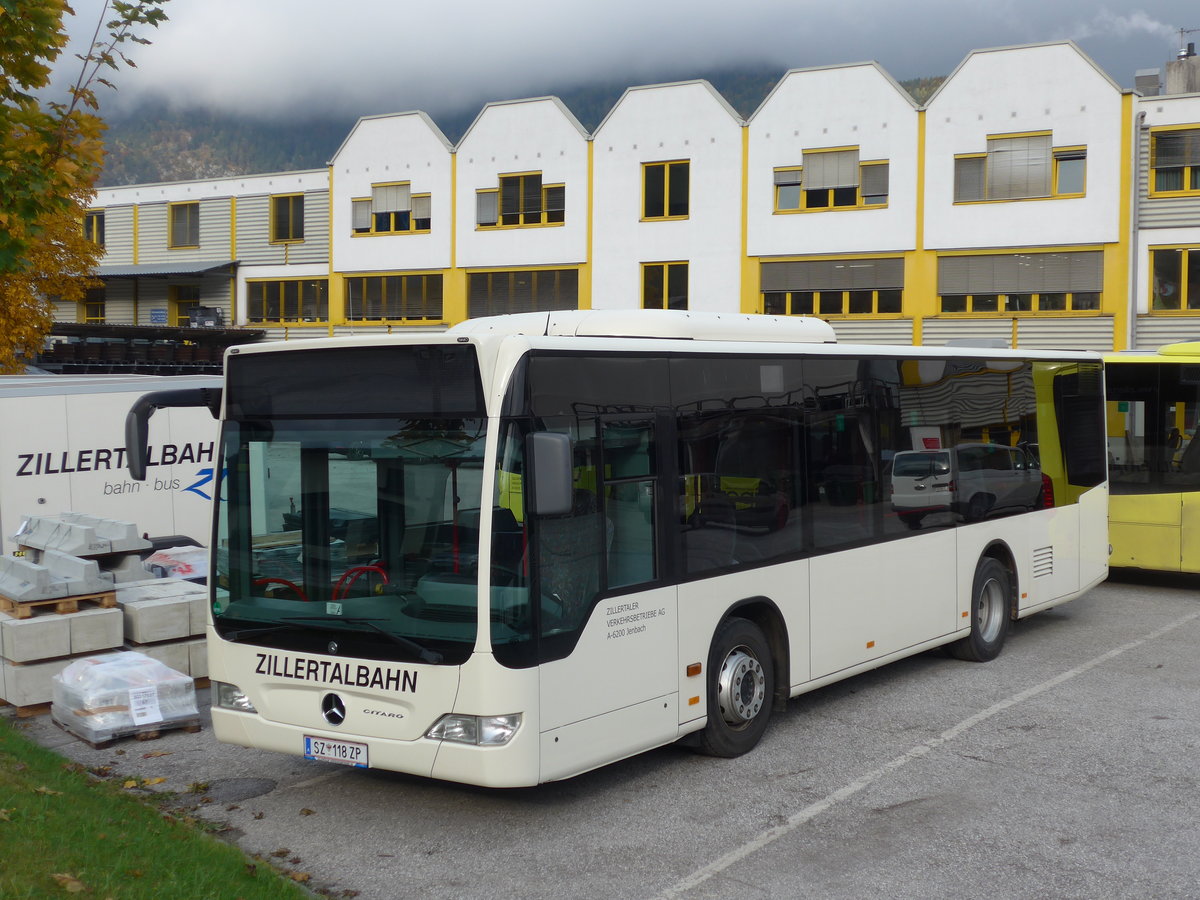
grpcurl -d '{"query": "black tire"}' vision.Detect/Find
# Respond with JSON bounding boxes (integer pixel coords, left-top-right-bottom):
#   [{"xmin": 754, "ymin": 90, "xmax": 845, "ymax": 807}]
[
  {"xmin": 697, "ymin": 617, "xmax": 775, "ymax": 757},
  {"xmin": 950, "ymin": 557, "xmax": 1011, "ymax": 662},
  {"xmin": 898, "ymin": 512, "xmax": 924, "ymax": 530},
  {"xmin": 965, "ymin": 493, "xmax": 992, "ymax": 522}
]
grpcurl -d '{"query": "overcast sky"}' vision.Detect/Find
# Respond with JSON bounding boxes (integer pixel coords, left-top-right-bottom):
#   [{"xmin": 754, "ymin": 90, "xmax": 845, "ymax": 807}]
[{"xmin": 54, "ymin": 0, "xmax": 1200, "ymax": 121}]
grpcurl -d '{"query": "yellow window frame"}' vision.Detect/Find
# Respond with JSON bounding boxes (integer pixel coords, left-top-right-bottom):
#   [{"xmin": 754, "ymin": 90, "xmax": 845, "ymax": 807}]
[
  {"xmin": 352, "ymin": 183, "xmax": 430, "ymax": 236},
  {"xmin": 1149, "ymin": 125, "xmax": 1200, "ymax": 197},
  {"xmin": 641, "ymin": 160, "xmax": 689, "ymax": 221},
  {"xmin": 167, "ymin": 201, "xmax": 199, "ymax": 248},
  {"xmin": 168, "ymin": 284, "xmax": 200, "ymax": 326},
  {"xmin": 1148, "ymin": 245, "xmax": 1200, "ymax": 313},
  {"xmin": 269, "ymin": 193, "xmax": 304, "ymax": 243},
  {"xmin": 343, "ymin": 272, "xmax": 444, "ymax": 322},
  {"xmin": 641, "ymin": 261, "xmax": 689, "ymax": 310},
  {"xmin": 83, "ymin": 209, "xmax": 105, "ymax": 245},
  {"xmin": 478, "ymin": 172, "xmax": 564, "ymax": 228},
  {"xmin": 762, "ymin": 288, "xmax": 903, "ymax": 317},
  {"xmin": 1052, "ymin": 146, "xmax": 1087, "ymax": 197},
  {"xmin": 244, "ymin": 278, "xmax": 330, "ymax": 324},
  {"xmin": 937, "ymin": 292, "xmax": 1101, "ymax": 314}
]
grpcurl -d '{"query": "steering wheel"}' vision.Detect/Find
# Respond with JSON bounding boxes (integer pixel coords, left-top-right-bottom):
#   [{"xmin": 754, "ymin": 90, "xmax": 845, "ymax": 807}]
[
  {"xmin": 332, "ymin": 565, "xmax": 390, "ymax": 602},
  {"xmin": 252, "ymin": 577, "xmax": 309, "ymax": 602}
]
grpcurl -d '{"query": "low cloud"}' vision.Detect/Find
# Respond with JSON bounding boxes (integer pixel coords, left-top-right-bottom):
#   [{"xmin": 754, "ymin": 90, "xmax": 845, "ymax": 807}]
[{"xmin": 57, "ymin": 0, "xmax": 1198, "ymax": 122}]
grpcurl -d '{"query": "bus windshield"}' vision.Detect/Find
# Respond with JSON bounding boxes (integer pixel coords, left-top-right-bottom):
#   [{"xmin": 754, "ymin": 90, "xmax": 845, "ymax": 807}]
[{"xmin": 213, "ymin": 417, "xmax": 486, "ymax": 665}]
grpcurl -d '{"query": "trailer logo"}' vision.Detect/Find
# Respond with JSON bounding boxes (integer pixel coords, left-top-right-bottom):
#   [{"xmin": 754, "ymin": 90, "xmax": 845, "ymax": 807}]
[
  {"xmin": 14, "ymin": 442, "xmax": 215, "ymax": 478},
  {"xmin": 183, "ymin": 467, "xmax": 216, "ymax": 500}
]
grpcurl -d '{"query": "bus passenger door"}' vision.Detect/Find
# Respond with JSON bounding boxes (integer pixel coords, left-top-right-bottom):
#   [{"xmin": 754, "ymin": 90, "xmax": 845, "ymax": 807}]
[{"xmin": 536, "ymin": 415, "xmax": 679, "ymax": 782}]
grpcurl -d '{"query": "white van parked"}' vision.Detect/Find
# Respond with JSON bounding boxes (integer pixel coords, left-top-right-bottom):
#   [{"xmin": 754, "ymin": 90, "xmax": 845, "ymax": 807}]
[{"xmin": 889, "ymin": 443, "xmax": 1044, "ymax": 529}]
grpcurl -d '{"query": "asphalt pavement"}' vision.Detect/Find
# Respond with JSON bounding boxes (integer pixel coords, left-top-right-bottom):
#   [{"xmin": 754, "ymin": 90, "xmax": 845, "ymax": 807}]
[{"xmin": 10, "ymin": 570, "xmax": 1200, "ymax": 900}]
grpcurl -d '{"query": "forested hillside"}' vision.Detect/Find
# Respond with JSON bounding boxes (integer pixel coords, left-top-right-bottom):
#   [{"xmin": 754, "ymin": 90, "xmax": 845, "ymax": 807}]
[{"xmin": 96, "ymin": 69, "xmax": 943, "ymax": 187}]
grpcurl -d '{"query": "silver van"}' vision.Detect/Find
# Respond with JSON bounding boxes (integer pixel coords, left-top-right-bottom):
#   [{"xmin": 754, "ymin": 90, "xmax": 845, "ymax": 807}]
[{"xmin": 889, "ymin": 443, "xmax": 1044, "ymax": 528}]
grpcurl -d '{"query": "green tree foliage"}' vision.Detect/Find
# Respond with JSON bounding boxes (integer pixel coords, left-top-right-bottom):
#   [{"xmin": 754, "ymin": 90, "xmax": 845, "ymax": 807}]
[{"xmin": 0, "ymin": 0, "xmax": 168, "ymax": 371}]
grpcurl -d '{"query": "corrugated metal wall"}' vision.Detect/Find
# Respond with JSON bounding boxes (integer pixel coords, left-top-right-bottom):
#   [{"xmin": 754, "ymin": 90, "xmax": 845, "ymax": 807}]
[
  {"xmin": 1015, "ymin": 316, "xmax": 1113, "ymax": 351},
  {"xmin": 921, "ymin": 318, "xmax": 1013, "ymax": 347},
  {"xmin": 134, "ymin": 199, "xmax": 232, "ymax": 265},
  {"xmin": 102, "ymin": 207, "xmax": 136, "ymax": 265},
  {"xmin": 235, "ymin": 191, "xmax": 330, "ymax": 265},
  {"xmin": 1134, "ymin": 316, "xmax": 1200, "ymax": 349},
  {"xmin": 829, "ymin": 319, "xmax": 914, "ymax": 345}
]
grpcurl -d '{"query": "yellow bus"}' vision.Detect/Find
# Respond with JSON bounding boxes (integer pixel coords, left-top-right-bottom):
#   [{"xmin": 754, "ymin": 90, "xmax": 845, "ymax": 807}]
[{"xmin": 1106, "ymin": 342, "xmax": 1200, "ymax": 572}]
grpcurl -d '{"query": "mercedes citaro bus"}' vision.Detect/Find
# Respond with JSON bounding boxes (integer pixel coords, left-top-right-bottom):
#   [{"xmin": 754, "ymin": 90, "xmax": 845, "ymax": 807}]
[{"xmin": 126, "ymin": 310, "xmax": 1108, "ymax": 787}]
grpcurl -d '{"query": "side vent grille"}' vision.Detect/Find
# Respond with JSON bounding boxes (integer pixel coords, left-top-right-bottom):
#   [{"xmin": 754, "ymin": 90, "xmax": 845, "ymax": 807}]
[{"xmin": 1032, "ymin": 546, "xmax": 1054, "ymax": 578}]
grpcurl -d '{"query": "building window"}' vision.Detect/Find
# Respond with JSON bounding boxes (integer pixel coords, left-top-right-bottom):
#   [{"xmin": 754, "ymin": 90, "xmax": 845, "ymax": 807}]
[
  {"xmin": 774, "ymin": 168, "xmax": 803, "ymax": 211},
  {"xmin": 1151, "ymin": 248, "xmax": 1200, "ymax": 311},
  {"xmin": 467, "ymin": 269, "xmax": 578, "ymax": 317},
  {"xmin": 81, "ymin": 288, "xmax": 105, "ymax": 323},
  {"xmin": 476, "ymin": 173, "xmax": 564, "ymax": 227},
  {"xmin": 1150, "ymin": 128, "xmax": 1200, "ymax": 194},
  {"xmin": 83, "ymin": 210, "xmax": 105, "ymax": 246},
  {"xmin": 761, "ymin": 258, "xmax": 903, "ymax": 315},
  {"xmin": 345, "ymin": 274, "xmax": 443, "ymax": 321},
  {"xmin": 168, "ymin": 202, "xmax": 199, "ymax": 248},
  {"xmin": 773, "ymin": 154, "xmax": 888, "ymax": 212},
  {"xmin": 937, "ymin": 252, "xmax": 1102, "ymax": 313},
  {"xmin": 642, "ymin": 262, "xmax": 688, "ymax": 310},
  {"xmin": 642, "ymin": 160, "xmax": 689, "ymax": 219},
  {"xmin": 1054, "ymin": 148, "xmax": 1087, "ymax": 196},
  {"xmin": 954, "ymin": 134, "xmax": 1085, "ymax": 202},
  {"xmin": 169, "ymin": 285, "xmax": 200, "ymax": 326},
  {"xmin": 245, "ymin": 279, "xmax": 329, "ymax": 323},
  {"xmin": 352, "ymin": 183, "xmax": 430, "ymax": 235},
  {"xmin": 270, "ymin": 194, "xmax": 304, "ymax": 242}
]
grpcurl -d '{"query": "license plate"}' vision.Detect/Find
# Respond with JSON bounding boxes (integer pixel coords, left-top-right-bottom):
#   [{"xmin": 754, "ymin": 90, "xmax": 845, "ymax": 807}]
[{"xmin": 304, "ymin": 735, "xmax": 368, "ymax": 768}]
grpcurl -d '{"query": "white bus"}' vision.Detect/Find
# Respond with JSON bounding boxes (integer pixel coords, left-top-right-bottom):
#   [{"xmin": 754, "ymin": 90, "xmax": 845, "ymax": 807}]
[{"xmin": 126, "ymin": 311, "xmax": 1108, "ymax": 787}]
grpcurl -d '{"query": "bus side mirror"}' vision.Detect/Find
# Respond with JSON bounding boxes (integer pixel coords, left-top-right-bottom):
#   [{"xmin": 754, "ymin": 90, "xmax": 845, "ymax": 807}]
[
  {"xmin": 527, "ymin": 432, "xmax": 574, "ymax": 517},
  {"xmin": 125, "ymin": 388, "xmax": 222, "ymax": 481}
]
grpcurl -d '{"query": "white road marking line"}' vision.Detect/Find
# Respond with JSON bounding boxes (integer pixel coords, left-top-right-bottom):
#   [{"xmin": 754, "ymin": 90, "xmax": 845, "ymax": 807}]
[{"xmin": 653, "ymin": 610, "xmax": 1200, "ymax": 900}]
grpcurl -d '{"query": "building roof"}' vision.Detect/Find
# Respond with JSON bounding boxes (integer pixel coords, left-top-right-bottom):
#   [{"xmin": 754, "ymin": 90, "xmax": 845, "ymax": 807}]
[{"xmin": 96, "ymin": 261, "xmax": 237, "ymax": 278}]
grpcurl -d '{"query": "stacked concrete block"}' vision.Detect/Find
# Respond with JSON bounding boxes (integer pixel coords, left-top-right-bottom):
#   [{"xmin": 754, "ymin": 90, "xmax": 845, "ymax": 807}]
[
  {"xmin": 116, "ymin": 578, "xmax": 209, "ymax": 678},
  {"xmin": 0, "ymin": 514, "xmax": 201, "ymax": 711},
  {"xmin": 15, "ymin": 512, "xmax": 151, "ymax": 558}
]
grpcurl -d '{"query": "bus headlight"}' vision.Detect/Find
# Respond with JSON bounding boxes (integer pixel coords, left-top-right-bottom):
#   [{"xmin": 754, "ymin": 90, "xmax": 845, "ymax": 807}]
[
  {"xmin": 425, "ymin": 713, "xmax": 522, "ymax": 746},
  {"xmin": 214, "ymin": 681, "xmax": 258, "ymax": 713}
]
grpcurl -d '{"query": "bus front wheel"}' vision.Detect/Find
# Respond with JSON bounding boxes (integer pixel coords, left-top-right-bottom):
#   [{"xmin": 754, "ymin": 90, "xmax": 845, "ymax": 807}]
[
  {"xmin": 697, "ymin": 617, "xmax": 775, "ymax": 757},
  {"xmin": 950, "ymin": 557, "xmax": 1011, "ymax": 662}
]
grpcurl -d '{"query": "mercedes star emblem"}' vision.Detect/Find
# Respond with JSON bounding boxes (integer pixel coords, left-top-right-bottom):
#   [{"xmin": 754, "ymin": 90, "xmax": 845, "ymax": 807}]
[
  {"xmin": 321, "ymin": 693, "xmax": 346, "ymax": 726},
  {"xmin": 327, "ymin": 640, "xmax": 339, "ymax": 655}
]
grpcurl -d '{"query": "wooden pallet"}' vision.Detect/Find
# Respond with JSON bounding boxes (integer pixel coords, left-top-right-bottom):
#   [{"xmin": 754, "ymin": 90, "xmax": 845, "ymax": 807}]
[
  {"xmin": 0, "ymin": 589, "xmax": 117, "ymax": 620},
  {"xmin": 53, "ymin": 713, "xmax": 202, "ymax": 750}
]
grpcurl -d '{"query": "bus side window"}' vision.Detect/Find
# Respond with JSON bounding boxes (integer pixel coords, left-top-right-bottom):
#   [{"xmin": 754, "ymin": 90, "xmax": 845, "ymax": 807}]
[{"xmin": 601, "ymin": 419, "xmax": 657, "ymax": 589}]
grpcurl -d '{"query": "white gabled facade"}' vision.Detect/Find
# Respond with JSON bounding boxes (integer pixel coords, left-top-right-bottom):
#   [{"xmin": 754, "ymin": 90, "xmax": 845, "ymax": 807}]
[
  {"xmin": 922, "ymin": 43, "xmax": 1131, "ymax": 351},
  {"xmin": 72, "ymin": 39, "xmax": 1200, "ymax": 358},
  {"xmin": 590, "ymin": 81, "xmax": 744, "ymax": 313},
  {"xmin": 747, "ymin": 62, "xmax": 920, "ymax": 343}
]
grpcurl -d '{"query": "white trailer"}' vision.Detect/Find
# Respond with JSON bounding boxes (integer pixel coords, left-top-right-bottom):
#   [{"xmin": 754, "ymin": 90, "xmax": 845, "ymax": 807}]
[{"xmin": 0, "ymin": 374, "xmax": 221, "ymax": 555}]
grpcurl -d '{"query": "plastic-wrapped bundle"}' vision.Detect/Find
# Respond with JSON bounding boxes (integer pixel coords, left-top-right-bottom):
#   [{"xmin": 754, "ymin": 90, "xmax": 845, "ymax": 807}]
[{"xmin": 52, "ymin": 651, "xmax": 199, "ymax": 745}]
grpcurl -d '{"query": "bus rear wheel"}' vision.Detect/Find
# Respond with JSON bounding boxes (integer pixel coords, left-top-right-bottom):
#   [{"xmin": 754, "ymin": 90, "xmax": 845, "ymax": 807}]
[
  {"xmin": 950, "ymin": 557, "xmax": 1011, "ymax": 662},
  {"xmin": 697, "ymin": 617, "xmax": 774, "ymax": 757}
]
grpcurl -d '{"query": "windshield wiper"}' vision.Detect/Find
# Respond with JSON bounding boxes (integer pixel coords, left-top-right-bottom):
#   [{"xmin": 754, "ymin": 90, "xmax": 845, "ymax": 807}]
[
  {"xmin": 282, "ymin": 615, "xmax": 444, "ymax": 664},
  {"xmin": 224, "ymin": 622, "xmax": 311, "ymax": 642}
]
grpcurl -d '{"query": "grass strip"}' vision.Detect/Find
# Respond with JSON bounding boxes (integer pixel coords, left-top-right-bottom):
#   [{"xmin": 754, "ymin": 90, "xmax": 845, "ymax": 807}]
[{"xmin": 0, "ymin": 717, "xmax": 311, "ymax": 899}]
